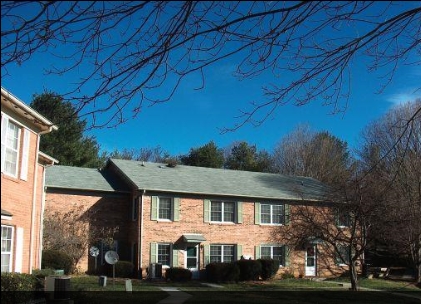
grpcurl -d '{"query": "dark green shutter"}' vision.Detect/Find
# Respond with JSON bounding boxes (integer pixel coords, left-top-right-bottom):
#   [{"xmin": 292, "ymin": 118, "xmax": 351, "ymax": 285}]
[
  {"xmin": 151, "ymin": 196, "xmax": 158, "ymax": 220},
  {"xmin": 204, "ymin": 244, "xmax": 210, "ymax": 265},
  {"xmin": 204, "ymin": 199, "xmax": 210, "ymax": 223},
  {"xmin": 173, "ymin": 198, "xmax": 180, "ymax": 221},
  {"xmin": 255, "ymin": 203, "xmax": 261, "ymax": 224},
  {"xmin": 150, "ymin": 242, "xmax": 158, "ymax": 263},
  {"xmin": 237, "ymin": 202, "xmax": 243, "ymax": 224},
  {"xmin": 255, "ymin": 246, "xmax": 261, "ymax": 259},
  {"xmin": 284, "ymin": 245, "xmax": 290, "ymax": 267},
  {"xmin": 236, "ymin": 245, "xmax": 243, "ymax": 260},
  {"xmin": 284, "ymin": 204, "xmax": 290, "ymax": 225},
  {"xmin": 172, "ymin": 244, "xmax": 178, "ymax": 267}
]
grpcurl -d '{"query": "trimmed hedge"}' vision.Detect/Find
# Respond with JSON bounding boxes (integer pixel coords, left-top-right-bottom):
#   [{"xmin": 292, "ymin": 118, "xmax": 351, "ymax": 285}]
[
  {"xmin": 258, "ymin": 259, "xmax": 280, "ymax": 280},
  {"xmin": 206, "ymin": 262, "xmax": 240, "ymax": 283},
  {"xmin": 206, "ymin": 259, "xmax": 281, "ymax": 282},
  {"xmin": 165, "ymin": 267, "xmax": 192, "ymax": 281},
  {"xmin": 1, "ymin": 272, "xmax": 38, "ymax": 303},
  {"xmin": 115, "ymin": 261, "xmax": 134, "ymax": 278},
  {"xmin": 42, "ymin": 250, "xmax": 73, "ymax": 274},
  {"xmin": 235, "ymin": 260, "xmax": 262, "ymax": 281}
]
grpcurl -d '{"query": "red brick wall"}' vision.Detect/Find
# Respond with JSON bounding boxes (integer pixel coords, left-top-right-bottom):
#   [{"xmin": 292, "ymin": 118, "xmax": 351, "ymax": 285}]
[
  {"xmin": 45, "ymin": 191, "xmax": 131, "ymax": 272},
  {"xmin": 1, "ymin": 129, "xmax": 44, "ymax": 273}
]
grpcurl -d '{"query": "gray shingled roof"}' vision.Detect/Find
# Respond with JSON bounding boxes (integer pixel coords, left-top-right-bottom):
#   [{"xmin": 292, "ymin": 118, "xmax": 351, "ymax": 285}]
[
  {"xmin": 109, "ymin": 159, "xmax": 328, "ymax": 201},
  {"xmin": 46, "ymin": 165, "xmax": 128, "ymax": 192}
]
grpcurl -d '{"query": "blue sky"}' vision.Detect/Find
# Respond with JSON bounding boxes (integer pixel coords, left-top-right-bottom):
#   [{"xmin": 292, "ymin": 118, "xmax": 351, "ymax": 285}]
[{"xmin": 2, "ymin": 2, "xmax": 420, "ymax": 157}]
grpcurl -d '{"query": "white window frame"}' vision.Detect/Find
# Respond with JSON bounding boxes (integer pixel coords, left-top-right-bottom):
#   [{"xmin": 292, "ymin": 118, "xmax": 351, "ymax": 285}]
[
  {"xmin": 132, "ymin": 197, "xmax": 139, "ymax": 221},
  {"xmin": 209, "ymin": 244, "xmax": 235, "ymax": 263},
  {"xmin": 335, "ymin": 244, "xmax": 350, "ymax": 266},
  {"xmin": 158, "ymin": 197, "xmax": 173, "ymax": 221},
  {"xmin": 1, "ymin": 225, "xmax": 14, "ymax": 272},
  {"xmin": 157, "ymin": 243, "xmax": 171, "ymax": 267},
  {"xmin": 260, "ymin": 203, "xmax": 285, "ymax": 225},
  {"xmin": 1, "ymin": 117, "xmax": 21, "ymax": 178},
  {"xmin": 260, "ymin": 245, "xmax": 285, "ymax": 267},
  {"xmin": 210, "ymin": 201, "xmax": 235, "ymax": 223}
]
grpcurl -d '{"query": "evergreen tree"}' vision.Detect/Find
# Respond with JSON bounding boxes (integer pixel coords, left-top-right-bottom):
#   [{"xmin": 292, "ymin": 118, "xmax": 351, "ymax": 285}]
[
  {"xmin": 30, "ymin": 92, "xmax": 103, "ymax": 168},
  {"xmin": 180, "ymin": 141, "xmax": 224, "ymax": 168}
]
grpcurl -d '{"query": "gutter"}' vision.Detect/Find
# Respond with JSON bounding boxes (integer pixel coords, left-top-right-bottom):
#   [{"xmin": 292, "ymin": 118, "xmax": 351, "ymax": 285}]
[{"xmin": 139, "ymin": 189, "xmax": 146, "ymax": 277}]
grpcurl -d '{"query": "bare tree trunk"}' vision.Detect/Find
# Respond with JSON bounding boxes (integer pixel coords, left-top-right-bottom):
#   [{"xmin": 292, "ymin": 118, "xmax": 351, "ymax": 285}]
[
  {"xmin": 350, "ymin": 261, "xmax": 359, "ymax": 291},
  {"xmin": 417, "ymin": 234, "xmax": 421, "ymax": 284}
]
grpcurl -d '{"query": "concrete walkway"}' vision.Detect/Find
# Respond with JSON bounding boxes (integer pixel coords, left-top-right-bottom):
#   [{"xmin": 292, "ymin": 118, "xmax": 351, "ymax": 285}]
[{"xmin": 157, "ymin": 287, "xmax": 192, "ymax": 304}]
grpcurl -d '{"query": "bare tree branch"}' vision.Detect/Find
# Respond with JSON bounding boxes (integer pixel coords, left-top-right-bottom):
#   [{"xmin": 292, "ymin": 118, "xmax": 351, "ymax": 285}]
[{"xmin": 2, "ymin": 1, "xmax": 420, "ymax": 130}]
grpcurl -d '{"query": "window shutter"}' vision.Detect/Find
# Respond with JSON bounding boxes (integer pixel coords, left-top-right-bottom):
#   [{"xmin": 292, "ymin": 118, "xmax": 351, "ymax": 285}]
[
  {"xmin": 150, "ymin": 242, "xmax": 158, "ymax": 263},
  {"xmin": 20, "ymin": 128, "xmax": 30, "ymax": 181},
  {"xmin": 254, "ymin": 203, "xmax": 261, "ymax": 224},
  {"xmin": 203, "ymin": 199, "xmax": 210, "ymax": 223},
  {"xmin": 284, "ymin": 204, "xmax": 290, "ymax": 225},
  {"xmin": 203, "ymin": 244, "xmax": 210, "ymax": 265},
  {"xmin": 15, "ymin": 227, "xmax": 23, "ymax": 273},
  {"xmin": 236, "ymin": 202, "xmax": 243, "ymax": 224},
  {"xmin": 255, "ymin": 246, "xmax": 261, "ymax": 259},
  {"xmin": 151, "ymin": 196, "xmax": 158, "ymax": 220},
  {"xmin": 1, "ymin": 115, "xmax": 8, "ymax": 172},
  {"xmin": 173, "ymin": 197, "xmax": 180, "ymax": 221},
  {"xmin": 284, "ymin": 245, "xmax": 290, "ymax": 267},
  {"xmin": 171, "ymin": 245, "xmax": 178, "ymax": 267},
  {"xmin": 236, "ymin": 244, "xmax": 243, "ymax": 261}
]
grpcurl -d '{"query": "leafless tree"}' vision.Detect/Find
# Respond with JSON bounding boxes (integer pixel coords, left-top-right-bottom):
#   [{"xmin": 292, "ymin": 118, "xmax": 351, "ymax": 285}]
[
  {"xmin": 43, "ymin": 205, "xmax": 119, "ymax": 273},
  {"xmin": 273, "ymin": 124, "xmax": 351, "ymax": 185},
  {"xmin": 106, "ymin": 145, "xmax": 170, "ymax": 162},
  {"xmin": 2, "ymin": 1, "xmax": 419, "ymax": 130},
  {"xmin": 359, "ymin": 100, "xmax": 421, "ymax": 283}
]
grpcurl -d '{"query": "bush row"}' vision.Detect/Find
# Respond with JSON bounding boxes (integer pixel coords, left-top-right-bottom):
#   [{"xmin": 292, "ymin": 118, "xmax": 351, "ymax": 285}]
[{"xmin": 206, "ymin": 259, "xmax": 280, "ymax": 282}]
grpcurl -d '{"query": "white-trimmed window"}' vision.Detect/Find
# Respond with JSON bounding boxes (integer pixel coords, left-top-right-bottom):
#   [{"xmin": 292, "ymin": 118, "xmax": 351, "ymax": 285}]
[
  {"xmin": 150, "ymin": 242, "xmax": 178, "ymax": 267},
  {"xmin": 157, "ymin": 244, "xmax": 171, "ymax": 266},
  {"xmin": 1, "ymin": 225, "xmax": 14, "ymax": 272},
  {"xmin": 335, "ymin": 244, "xmax": 350, "ymax": 266},
  {"xmin": 211, "ymin": 201, "xmax": 235, "ymax": 222},
  {"xmin": 151, "ymin": 196, "xmax": 180, "ymax": 221},
  {"xmin": 336, "ymin": 209, "xmax": 351, "ymax": 227},
  {"xmin": 209, "ymin": 245, "xmax": 234, "ymax": 263},
  {"xmin": 1, "ymin": 117, "xmax": 20, "ymax": 178},
  {"xmin": 132, "ymin": 197, "xmax": 139, "ymax": 221},
  {"xmin": 255, "ymin": 203, "xmax": 289, "ymax": 225},
  {"xmin": 259, "ymin": 245, "xmax": 286, "ymax": 266},
  {"xmin": 204, "ymin": 200, "xmax": 243, "ymax": 224}
]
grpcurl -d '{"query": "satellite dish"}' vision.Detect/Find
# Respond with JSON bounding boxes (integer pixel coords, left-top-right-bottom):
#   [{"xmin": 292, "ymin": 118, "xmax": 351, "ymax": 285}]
[
  {"xmin": 105, "ymin": 250, "xmax": 119, "ymax": 265},
  {"xmin": 89, "ymin": 246, "xmax": 99, "ymax": 257}
]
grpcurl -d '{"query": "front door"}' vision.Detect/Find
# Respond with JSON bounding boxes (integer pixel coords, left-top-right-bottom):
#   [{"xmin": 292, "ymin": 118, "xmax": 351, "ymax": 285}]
[
  {"xmin": 186, "ymin": 245, "xmax": 199, "ymax": 279},
  {"xmin": 305, "ymin": 246, "xmax": 316, "ymax": 276}
]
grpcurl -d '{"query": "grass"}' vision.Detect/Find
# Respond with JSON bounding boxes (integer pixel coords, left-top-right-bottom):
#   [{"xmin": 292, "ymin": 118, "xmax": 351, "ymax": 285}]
[{"xmin": 62, "ymin": 275, "xmax": 420, "ymax": 304}]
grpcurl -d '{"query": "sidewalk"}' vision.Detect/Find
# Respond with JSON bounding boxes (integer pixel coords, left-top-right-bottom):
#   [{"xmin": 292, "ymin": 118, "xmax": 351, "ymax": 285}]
[{"xmin": 157, "ymin": 287, "xmax": 192, "ymax": 304}]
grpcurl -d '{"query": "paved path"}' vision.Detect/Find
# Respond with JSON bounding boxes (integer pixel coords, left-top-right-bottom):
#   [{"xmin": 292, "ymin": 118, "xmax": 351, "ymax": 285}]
[{"xmin": 157, "ymin": 287, "xmax": 192, "ymax": 304}]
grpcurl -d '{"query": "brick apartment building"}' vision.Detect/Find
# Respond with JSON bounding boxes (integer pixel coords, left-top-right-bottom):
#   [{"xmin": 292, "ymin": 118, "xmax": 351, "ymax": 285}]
[
  {"xmin": 45, "ymin": 158, "xmax": 350, "ymax": 278},
  {"xmin": 1, "ymin": 87, "xmax": 58, "ymax": 273}
]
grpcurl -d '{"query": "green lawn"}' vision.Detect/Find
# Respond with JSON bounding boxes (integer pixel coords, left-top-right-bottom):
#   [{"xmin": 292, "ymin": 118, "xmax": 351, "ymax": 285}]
[{"xmin": 66, "ymin": 275, "xmax": 420, "ymax": 304}]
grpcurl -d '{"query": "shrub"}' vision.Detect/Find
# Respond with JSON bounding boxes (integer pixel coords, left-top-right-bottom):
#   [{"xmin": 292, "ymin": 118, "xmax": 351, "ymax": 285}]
[
  {"xmin": 165, "ymin": 267, "xmax": 192, "ymax": 282},
  {"xmin": 32, "ymin": 268, "xmax": 56, "ymax": 279},
  {"xmin": 235, "ymin": 260, "xmax": 262, "ymax": 281},
  {"xmin": 258, "ymin": 259, "xmax": 280, "ymax": 280},
  {"xmin": 42, "ymin": 249, "xmax": 73, "ymax": 274},
  {"xmin": 206, "ymin": 263, "xmax": 240, "ymax": 283},
  {"xmin": 114, "ymin": 261, "xmax": 134, "ymax": 278},
  {"xmin": 1, "ymin": 272, "xmax": 37, "ymax": 303},
  {"xmin": 281, "ymin": 271, "xmax": 295, "ymax": 279}
]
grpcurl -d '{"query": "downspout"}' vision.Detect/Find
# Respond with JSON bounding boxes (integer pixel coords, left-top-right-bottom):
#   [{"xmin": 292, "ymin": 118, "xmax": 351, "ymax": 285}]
[
  {"xmin": 29, "ymin": 126, "xmax": 55, "ymax": 274},
  {"xmin": 29, "ymin": 133, "xmax": 40, "ymax": 274},
  {"xmin": 139, "ymin": 190, "xmax": 146, "ymax": 277},
  {"xmin": 39, "ymin": 162, "xmax": 54, "ymax": 270}
]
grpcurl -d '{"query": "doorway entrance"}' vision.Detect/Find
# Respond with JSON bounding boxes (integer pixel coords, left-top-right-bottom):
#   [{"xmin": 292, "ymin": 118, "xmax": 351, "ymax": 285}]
[
  {"xmin": 305, "ymin": 245, "xmax": 317, "ymax": 276},
  {"xmin": 186, "ymin": 245, "xmax": 199, "ymax": 279}
]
